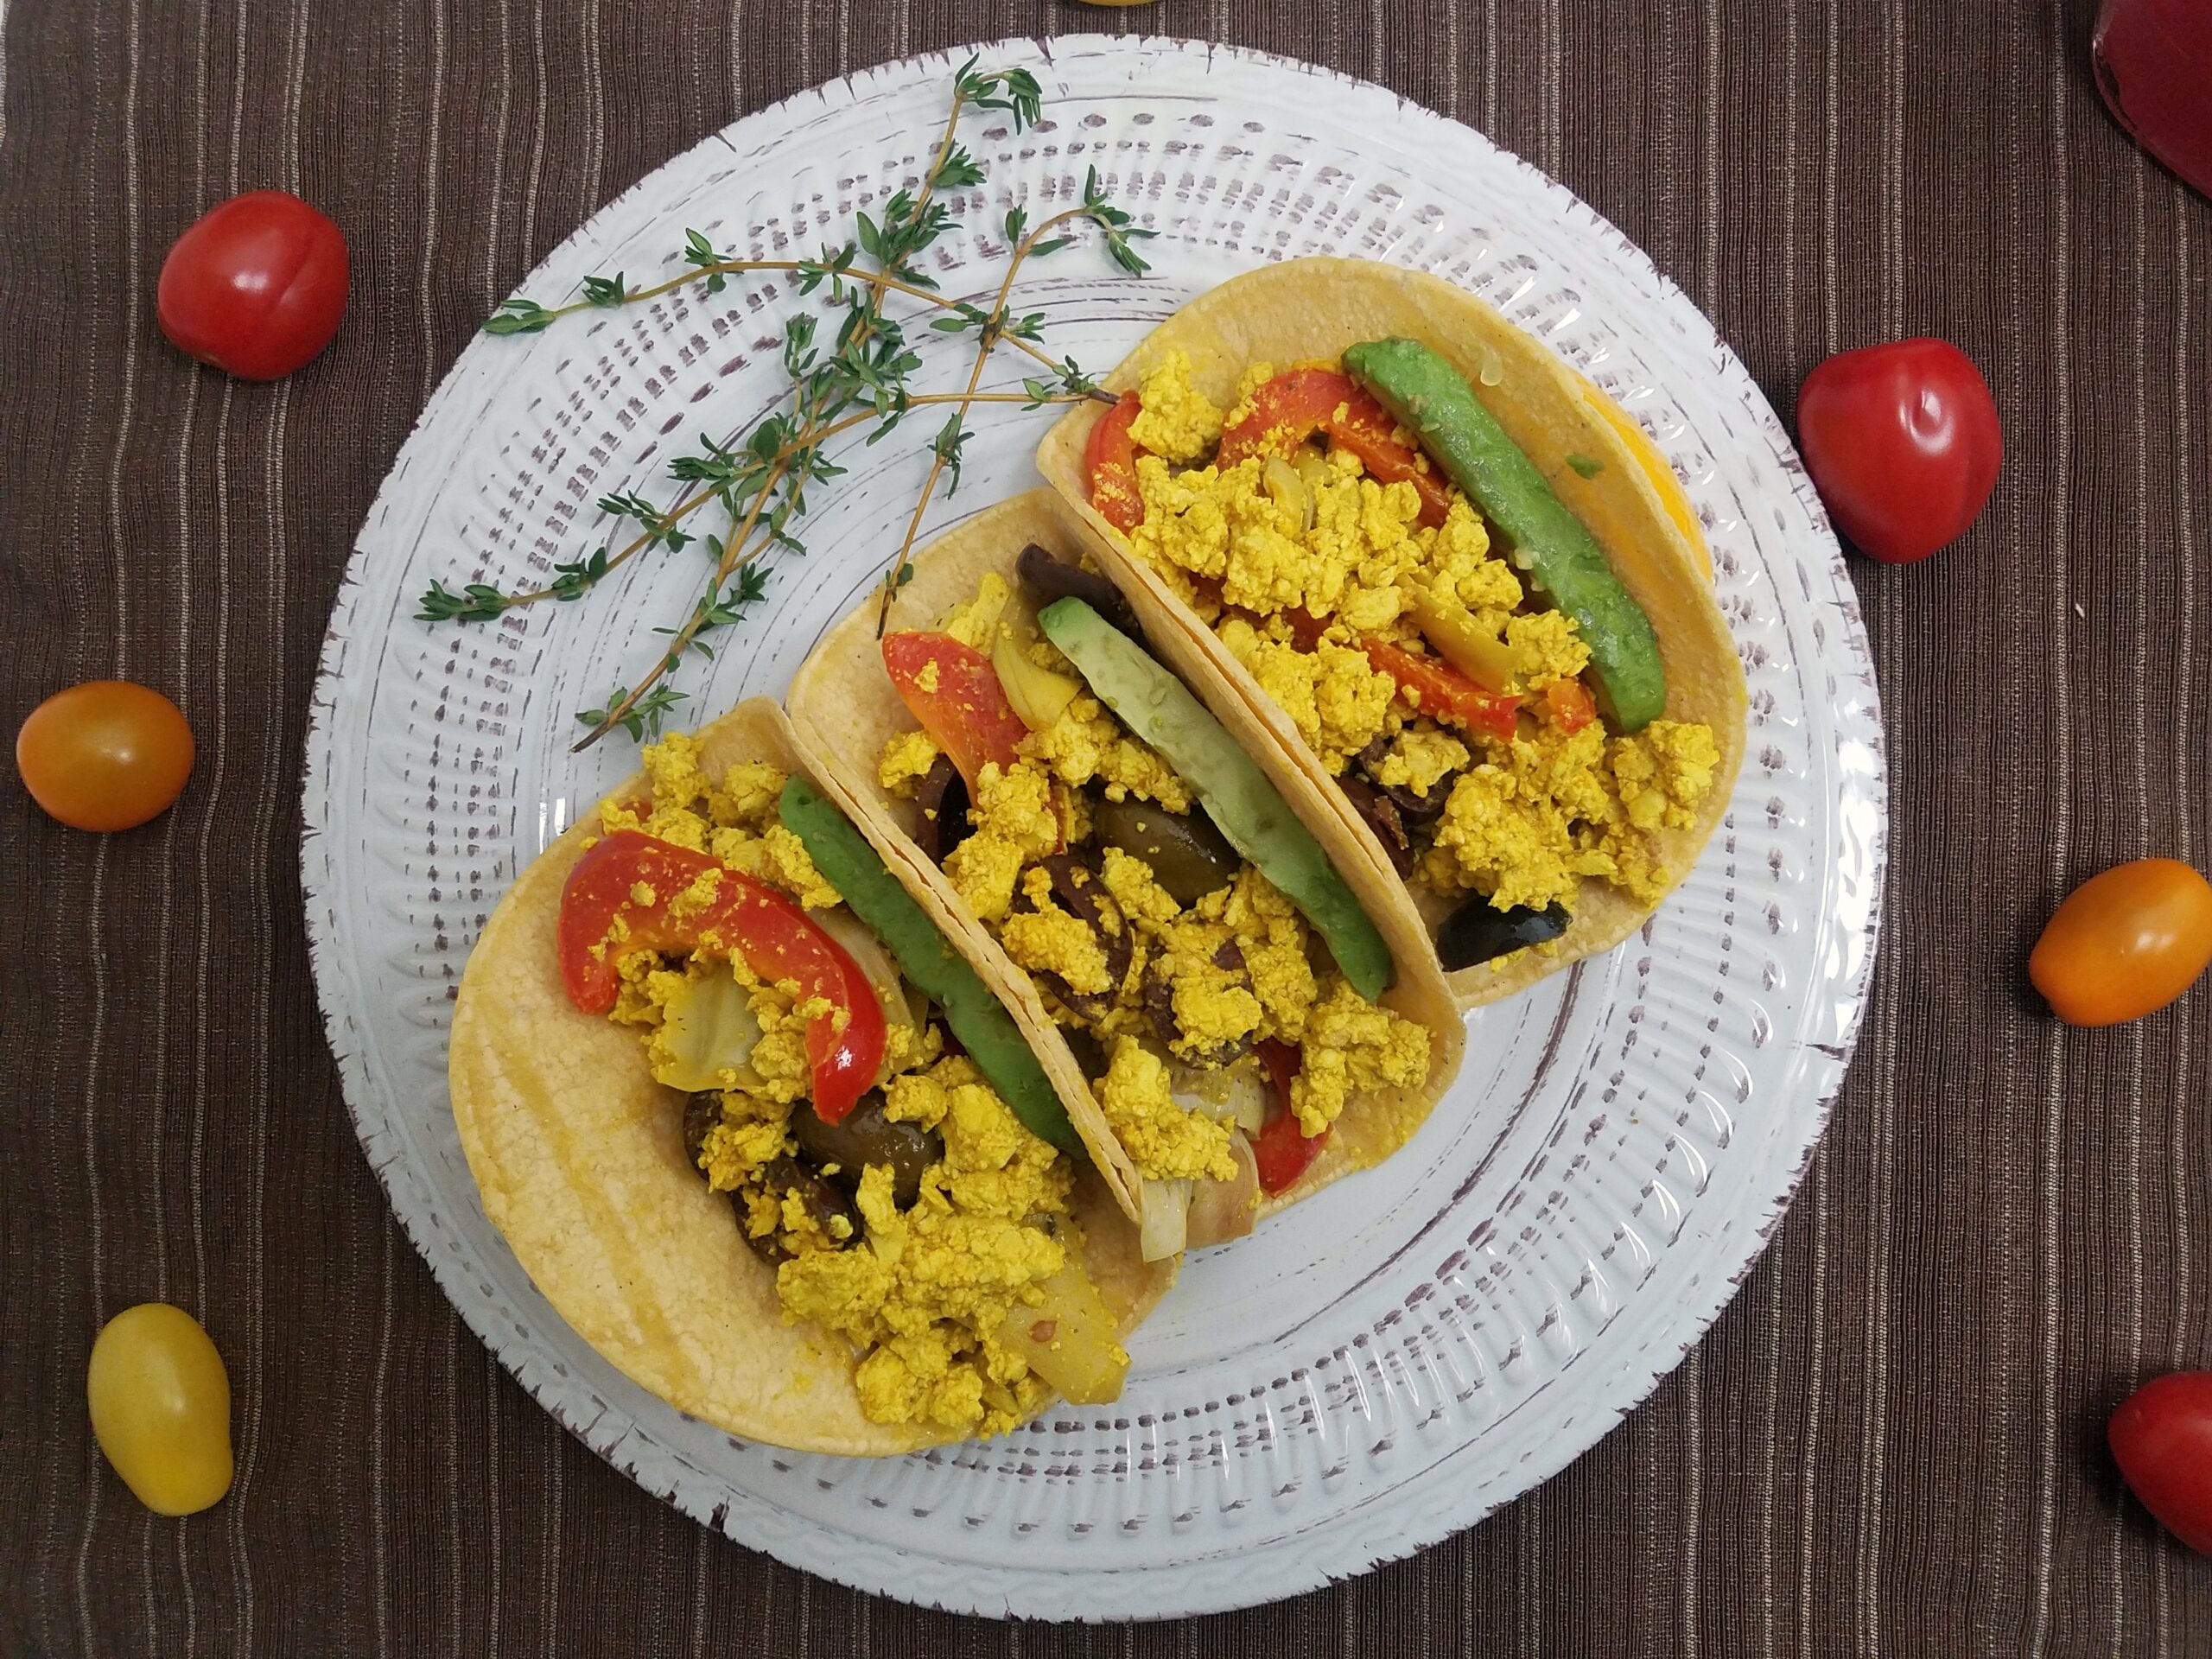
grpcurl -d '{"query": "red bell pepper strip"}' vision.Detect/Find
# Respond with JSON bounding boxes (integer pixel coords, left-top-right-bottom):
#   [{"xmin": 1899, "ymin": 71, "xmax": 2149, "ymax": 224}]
[
  {"xmin": 1216, "ymin": 368, "xmax": 1451, "ymax": 527},
  {"xmin": 880, "ymin": 632, "xmax": 1030, "ymax": 794},
  {"xmin": 557, "ymin": 830, "xmax": 884, "ymax": 1123},
  {"xmin": 1085, "ymin": 391, "xmax": 1147, "ymax": 531},
  {"xmin": 1362, "ymin": 639, "xmax": 1522, "ymax": 744},
  {"xmin": 1251, "ymin": 1038, "xmax": 1327, "ymax": 1196},
  {"xmin": 1544, "ymin": 677, "xmax": 1598, "ymax": 734},
  {"xmin": 1273, "ymin": 606, "xmax": 1521, "ymax": 742}
]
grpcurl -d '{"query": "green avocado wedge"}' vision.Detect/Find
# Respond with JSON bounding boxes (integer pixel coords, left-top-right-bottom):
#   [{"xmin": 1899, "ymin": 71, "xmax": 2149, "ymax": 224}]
[
  {"xmin": 1344, "ymin": 336, "xmax": 1669, "ymax": 731},
  {"xmin": 777, "ymin": 776, "xmax": 1081, "ymax": 1156},
  {"xmin": 1036, "ymin": 597, "xmax": 1395, "ymax": 1002}
]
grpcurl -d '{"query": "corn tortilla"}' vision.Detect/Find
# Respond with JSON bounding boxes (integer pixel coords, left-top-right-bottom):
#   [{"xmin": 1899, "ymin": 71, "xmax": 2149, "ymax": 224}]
[
  {"xmin": 785, "ymin": 493, "xmax": 1465, "ymax": 1227},
  {"xmin": 448, "ymin": 697, "xmax": 1172, "ymax": 1456},
  {"xmin": 1035, "ymin": 256, "xmax": 1748, "ymax": 1008}
]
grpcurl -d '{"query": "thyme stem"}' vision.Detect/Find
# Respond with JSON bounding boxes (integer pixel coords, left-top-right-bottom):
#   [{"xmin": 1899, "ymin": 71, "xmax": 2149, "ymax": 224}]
[{"xmin": 875, "ymin": 205, "xmax": 1097, "ymax": 635}]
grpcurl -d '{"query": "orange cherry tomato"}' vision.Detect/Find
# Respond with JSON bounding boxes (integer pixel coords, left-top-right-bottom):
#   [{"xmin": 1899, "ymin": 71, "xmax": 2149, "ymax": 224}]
[
  {"xmin": 2029, "ymin": 858, "xmax": 2212, "ymax": 1026},
  {"xmin": 16, "ymin": 681, "xmax": 195, "ymax": 831}
]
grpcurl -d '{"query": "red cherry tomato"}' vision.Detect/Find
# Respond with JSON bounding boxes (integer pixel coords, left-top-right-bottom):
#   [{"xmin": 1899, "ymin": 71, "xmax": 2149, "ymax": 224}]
[
  {"xmin": 16, "ymin": 681, "xmax": 194, "ymax": 832},
  {"xmin": 2029, "ymin": 859, "xmax": 2212, "ymax": 1027},
  {"xmin": 157, "ymin": 190, "xmax": 347, "ymax": 379},
  {"xmin": 2109, "ymin": 1372, "xmax": 2212, "ymax": 1557},
  {"xmin": 1796, "ymin": 338, "xmax": 2001, "ymax": 563}
]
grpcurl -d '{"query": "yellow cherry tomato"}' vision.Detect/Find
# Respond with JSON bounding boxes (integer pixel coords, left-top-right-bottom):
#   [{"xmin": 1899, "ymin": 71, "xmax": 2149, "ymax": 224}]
[
  {"xmin": 86, "ymin": 1304, "xmax": 232, "ymax": 1516},
  {"xmin": 2030, "ymin": 858, "xmax": 2212, "ymax": 1027},
  {"xmin": 16, "ymin": 680, "xmax": 194, "ymax": 831}
]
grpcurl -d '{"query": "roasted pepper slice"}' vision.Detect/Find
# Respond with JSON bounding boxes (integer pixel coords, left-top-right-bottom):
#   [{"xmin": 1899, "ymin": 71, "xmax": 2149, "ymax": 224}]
[
  {"xmin": 1217, "ymin": 368, "xmax": 1451, "ymax": 527},
  {"xmin": 1362, "ymin": 639, "xmax": 1522, "ymax": 745},
  {"xmin": 1251, "ymin": 1038, "xmax": 1326, "ymax": 1195},
  {"xmin": 880, "ymin": 631, "xmax": 1030, "ymax": 793},
  {"xmin": 557, "ymin": 830, "xmax": 885, "ymax": 1123},
  {"xmin": 1085, "ymin": 390, "xmax": 1147, "ymax": 531}
]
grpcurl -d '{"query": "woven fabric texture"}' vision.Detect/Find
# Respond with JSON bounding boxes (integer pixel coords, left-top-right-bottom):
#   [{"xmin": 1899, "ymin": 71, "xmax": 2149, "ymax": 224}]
[{"xmin": 2, "ymin": 1, "xmax": 2208, "ymax": 1652}]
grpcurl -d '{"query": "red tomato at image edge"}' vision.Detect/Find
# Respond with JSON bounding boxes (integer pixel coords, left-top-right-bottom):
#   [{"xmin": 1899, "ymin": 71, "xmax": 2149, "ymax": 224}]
[
  {"xmin": 2109, "ymin": 1372, "xmax": 2212, "ymax": 1556},
  {"xmin": 156, "ymin": 190, "xmax": 347, "ymax": 380},
  {"xmin": 1796, "ymin": 338, "xmax": 2002, "ymax": 563}
]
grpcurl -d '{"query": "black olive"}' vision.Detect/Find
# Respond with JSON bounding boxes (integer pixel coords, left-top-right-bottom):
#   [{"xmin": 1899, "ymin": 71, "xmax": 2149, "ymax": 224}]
[
  {"xmin": 1019, "ymin": 854, "xmax": 1132, "ymax": 1023},
  {"xmin": 1351, "ymin": 736, "xmax": 1452, "ymax": 825},
  {"xmin": 1144, "ymin": 939, "xmax": 1255, "ymax": 1066},
  {"xmin": 741, "ymin": 1154, "xmax": 861, "ymax": 1264},
  {"xmin": 912, "ymin": 753, "xmax": 971, "ymax": 866},
  {"xmin": 1336, "ymin": 775, "xmax": 1414, "ymax": 878},
  {"xmin": 682, "ymin": 1092, "xmax": 722, "ymax": 1172},
  {"xmin": 1382, "ymin": 777, "xmax": 1453, "ymax": 825},
  {"xmin": 1014, "ymin": 542, "xmax": 1146, "ymax": 640},
  {"xmin": 1435, "ymin": 898, "xmax": 1573, "ymax": 969},
  {"xmin": 1091, "ymin": 796, "xmax": 1241, "ymax": 906},
  {"xmin": 788, "ymin": 1093, "xmax": 943, "ymax": 1209}
]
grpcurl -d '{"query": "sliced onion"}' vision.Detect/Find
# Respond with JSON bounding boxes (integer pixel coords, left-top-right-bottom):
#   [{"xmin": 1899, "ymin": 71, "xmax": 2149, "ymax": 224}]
[
  {"xmin": 1475, "ymin": 341, "xmax": 1505, "ymax": 387},
  {"xmin": 994, "ymin": 628, "xmax": 1082, "ymax": 732},
  {"xmin": 1138, "ymin": 1178, "xmax": 1192, "ymax": 1262},
  {"xmin": 1185, "ymin": 1132, "xmax": 1259, "ymax": 1249},
  {"xmin": 650, "ymin": 971, "xmax": 764, "ymax": 1092},
  {"xmin": 1169, "ymin": 1058, "xmax": 1268, "ymax": 1135},
  {"xmin": 996, "ymin": 1262, "xmax": 1128, "ymax": 1404}
]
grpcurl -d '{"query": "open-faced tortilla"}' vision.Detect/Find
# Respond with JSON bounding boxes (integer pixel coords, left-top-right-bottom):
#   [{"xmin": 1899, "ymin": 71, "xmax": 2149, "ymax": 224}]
[
  {"xmin": 448, "ymin": 697, "xmax": 1172, "ymax": 1456},
  {"xmin": 785, "ymin": 493, "xmax": 1464, "ymax": 1230},
  {"xmin": 1035, "ymin": 257, "xmax": 1747, "ymax": 1009}
]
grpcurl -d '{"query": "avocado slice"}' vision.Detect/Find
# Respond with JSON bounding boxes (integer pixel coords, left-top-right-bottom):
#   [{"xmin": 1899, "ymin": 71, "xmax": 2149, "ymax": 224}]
[
  {"xmin": 777, "ymin": 776, "xmax": 1082, "ymax": 1156},
  {"xmin": 1036, "ymin": 597, "xmax": 1395, "ymax": 1001},
  {"xmin": 1342, "ymin": 336, "xmax": 1669, "ymax": 732}
]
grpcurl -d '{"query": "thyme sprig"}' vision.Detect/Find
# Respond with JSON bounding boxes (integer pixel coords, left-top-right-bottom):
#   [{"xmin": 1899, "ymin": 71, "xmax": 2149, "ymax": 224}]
[
  {"xmin": 420, "ymin": 60, "xmax": 1153, "ymax": 750},
  {"xmin": 873, "ymin": 184, "xmax": 1147, "ymax": 632}
]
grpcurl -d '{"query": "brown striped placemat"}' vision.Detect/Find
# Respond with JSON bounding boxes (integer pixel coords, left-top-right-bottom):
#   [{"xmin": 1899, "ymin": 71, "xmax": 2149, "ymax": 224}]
[{"xmin": 1, "ymin": 1, "xmax": 2207, "ymax": 1652}]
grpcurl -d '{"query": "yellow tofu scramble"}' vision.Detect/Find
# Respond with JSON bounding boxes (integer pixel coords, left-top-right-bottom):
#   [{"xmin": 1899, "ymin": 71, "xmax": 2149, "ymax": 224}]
[
  {"xmin": 878, "ymin": 575, "xmax": 1432, "ymax": 1184},
  {"xmin": 1114, "ymin": 351, "xmax": 1721, "ymax": 922},
  {"xmin": 593, "ymin": 734, "xmax": 1099, "ymax": 1438}
]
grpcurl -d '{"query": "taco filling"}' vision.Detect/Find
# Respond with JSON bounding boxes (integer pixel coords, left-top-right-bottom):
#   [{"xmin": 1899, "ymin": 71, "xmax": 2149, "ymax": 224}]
[
  {"xmin": 1084, "ymin": 344, "xmax": 1723, "ymax": 970},
  {"xmin": 872, "ymin": 556, "xmax": 1433, "ymax": 1258},
  {"xmin": 560, "ymin": 732, "xmax": 1129, "ymax": 1437}
]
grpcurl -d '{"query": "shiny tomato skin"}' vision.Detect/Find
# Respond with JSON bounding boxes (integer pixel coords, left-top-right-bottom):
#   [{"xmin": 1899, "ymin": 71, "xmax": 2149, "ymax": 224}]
[
  {"xmin": 2109, "ymin": 1372, "xmax": 2212, "ymax": 1557},
  {"xmin": 1796, "ymin": 338, "xmax": 2001, "ymax": 563},
  {"xmin": 16, "ymin": 680, "xmax": 194, "ymax": 832},
  {"xmin": 2030, "ymin": 859, "xmax": 2212, "ymax": 1026},
  {"xmin": 880, "ymin": 632, "xmax": 1029, "ymax": 792},
  {"xmin": 87, "ymin": 1304, "xmax": 233, "ymax": 1517},
  {"xmin": 157, "ymin": 190, "xmax": 347, "ymax": 379}
]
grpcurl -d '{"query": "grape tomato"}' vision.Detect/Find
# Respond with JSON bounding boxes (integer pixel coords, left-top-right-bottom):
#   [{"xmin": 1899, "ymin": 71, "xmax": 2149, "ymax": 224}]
[{"xmin": 86, "ymin": 1304, "xmax": 233, "ymax": 1517}]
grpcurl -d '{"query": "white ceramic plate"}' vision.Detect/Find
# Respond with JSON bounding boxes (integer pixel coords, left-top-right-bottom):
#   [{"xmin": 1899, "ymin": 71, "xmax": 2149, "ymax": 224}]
[{"xmin": 301, "ymin": 35, "xmax": 1884, "ymax": 1620}]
